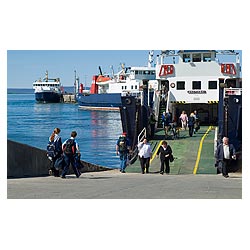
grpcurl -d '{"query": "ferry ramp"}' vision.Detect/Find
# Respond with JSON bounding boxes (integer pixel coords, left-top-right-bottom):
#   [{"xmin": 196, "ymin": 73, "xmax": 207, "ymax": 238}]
[{"xmin": 126, "ymin": 126, "xmax": 217, "ymax": 175}]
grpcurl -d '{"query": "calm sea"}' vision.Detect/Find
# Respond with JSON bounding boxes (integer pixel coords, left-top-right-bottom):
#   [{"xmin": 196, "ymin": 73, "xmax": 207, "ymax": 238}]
[{"xmin": 7, "ymin": 89, "xmax": 123, "ymax": 169}]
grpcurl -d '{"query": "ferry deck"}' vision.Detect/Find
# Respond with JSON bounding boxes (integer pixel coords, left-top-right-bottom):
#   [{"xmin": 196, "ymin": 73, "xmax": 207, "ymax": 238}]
[{"xmin": 126, "ymin": 126, "xmax": 218, "ymax": 174}]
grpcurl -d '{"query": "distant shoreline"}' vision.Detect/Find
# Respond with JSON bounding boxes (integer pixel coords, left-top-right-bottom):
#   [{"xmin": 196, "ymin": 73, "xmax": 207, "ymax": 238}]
[{"xmin": 7, "ymin": 88, "xmax": 33, "ymax": 94}]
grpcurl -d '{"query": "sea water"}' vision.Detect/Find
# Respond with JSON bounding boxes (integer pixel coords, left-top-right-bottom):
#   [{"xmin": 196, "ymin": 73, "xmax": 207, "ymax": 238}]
[{"xmin": 7, "ymin": 91, "xmax": 123, "ymax": 168}]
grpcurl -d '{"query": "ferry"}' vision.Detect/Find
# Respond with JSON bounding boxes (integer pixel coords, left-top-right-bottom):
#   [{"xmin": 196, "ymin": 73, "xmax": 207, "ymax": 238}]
[
  {"xmin": 119, "ymin": 50, "xmax": 242, "ymax": 152},
  {"xmin": 77, "ymin": 51, "xmax": 157, "ymax": 110},
  {"xmin": 33, "ymin": 71, "xmax": 63, "ymax": 103},
  {"xmin": 155, "ymin": 50, "xmax": 241, "ymax": 125}
]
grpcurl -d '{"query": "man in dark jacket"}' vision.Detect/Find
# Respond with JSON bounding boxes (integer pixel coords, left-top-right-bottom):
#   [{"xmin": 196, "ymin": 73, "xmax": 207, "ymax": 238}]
[
  {"xmin": 156, "ymin": 140, "xmax": 172, "ymax": 175},
  {"xmin": 61, "ymin": 131, "xmax": 81, "ymax": 179},
  {"xmin": 188, "ymin": 112, "xmax": 195, "ymax": 137},
  {"xmin": 215, "ymin": 137, "xmax": 236, "ymax": 178}
]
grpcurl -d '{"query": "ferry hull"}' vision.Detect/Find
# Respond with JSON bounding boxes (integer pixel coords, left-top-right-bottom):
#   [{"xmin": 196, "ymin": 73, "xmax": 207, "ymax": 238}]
[
  {"xmin": 35, "ymin": 92, "xmax": 62, "ymax": 103},
  {"xmin": 77, "ymin": 93, "xmax": 121, "ymax": 110}
]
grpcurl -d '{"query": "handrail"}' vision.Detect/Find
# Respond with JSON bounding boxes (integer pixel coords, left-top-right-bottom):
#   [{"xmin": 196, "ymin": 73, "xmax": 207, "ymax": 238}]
[
  {"xmin": 137, "ymin": 127, "xmax": 147, "ymax": 144},
  {"xmin": 153, "ymin": 91, "xmax": 161, "ymax": 127},
  {"xmin": 166, "ymin": 90, "xmax": 170, "ymax": 112}
]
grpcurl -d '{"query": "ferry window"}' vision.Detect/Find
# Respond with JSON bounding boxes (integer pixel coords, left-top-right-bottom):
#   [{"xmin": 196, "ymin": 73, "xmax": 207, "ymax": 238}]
[
  {"xmin": 193, "ymin": 54, "xmax": 201, "ymax": 62},
  {"xmin": 203, "ymin": 53, "xmax": 211, "ymax": 62},
  {"xmin": 131, "ymin": 85, "xmax": 134, "ymax": 90},
  {"xmin": 135, "ymin": 85, "xmax": 138, "ymax": 89},
  {"xmin": 208, "ymin": 81, "xmax": 217, "ymax": 89},
  {"xmin": 151, "ymin": 71, "xmax": 155, "ymax": 75},
  {"xmin": 183, "ymin": 54, "xmax": 191, "ymax": 62},
  {"xmin": 177, "ymin": 81, "xmax": 185, "ymax": 90},
  {"xmin": 192, "ymin": 81, "xmax": 201, "ymax": 89},
  {"xmin": 135, "ymin": 71, "xmax": 138, "ymax": 75}
]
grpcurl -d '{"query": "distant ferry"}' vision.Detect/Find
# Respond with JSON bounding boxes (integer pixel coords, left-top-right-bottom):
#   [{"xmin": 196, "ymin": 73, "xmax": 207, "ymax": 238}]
[
  {"xmin": 77, "ymin": 51, "xmax": 157, "ymax": 110},
  {"xmin": 33, "ymin": 71, "xmax": 63, "ymax": 103}
]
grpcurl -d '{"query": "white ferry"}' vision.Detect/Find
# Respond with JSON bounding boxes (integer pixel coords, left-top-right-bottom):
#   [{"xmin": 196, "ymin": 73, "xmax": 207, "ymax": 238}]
[
  {"xmin": 154, "ymin": 50, "xmax": 241, "ymax": 124},
  {"xmin": 33, "ymin": 71, "xmax": 63, "ymax": 103}
]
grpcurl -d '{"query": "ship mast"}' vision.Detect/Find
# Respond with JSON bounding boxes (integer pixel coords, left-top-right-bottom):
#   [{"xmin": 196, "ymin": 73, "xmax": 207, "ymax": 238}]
[
  {"xmin": 74, "ymin": 70, "xmax": 79, "ymax": 96},
  {"xmin": 148, "ymin": 50, "xmax": 154, "ymax": 67},
  {"xmin": 45, "ymin": 70, "xmax": 49, "ymax": 82}
]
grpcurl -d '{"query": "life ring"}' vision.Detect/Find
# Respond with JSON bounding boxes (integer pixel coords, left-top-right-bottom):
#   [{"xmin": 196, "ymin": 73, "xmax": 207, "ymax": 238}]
[{"xmin": 170, "ymin": 82, "xmax": 175, "ymax": 88}]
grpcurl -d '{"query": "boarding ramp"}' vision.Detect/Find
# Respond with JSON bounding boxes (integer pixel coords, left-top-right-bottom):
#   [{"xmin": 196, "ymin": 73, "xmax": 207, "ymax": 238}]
[{"xmin": 126, "ymin": 126, "xmax": 218, "ymax": 174}]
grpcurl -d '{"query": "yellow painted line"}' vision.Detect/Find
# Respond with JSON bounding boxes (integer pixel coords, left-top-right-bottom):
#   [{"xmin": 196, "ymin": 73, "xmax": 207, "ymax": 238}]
[
  {"xmin": 193, "ymin": 126, "xmax": 213, "ymax": 174},
  {"xmin": 150, "ymin": 140, "xmax": 163, "ymax": 164}
]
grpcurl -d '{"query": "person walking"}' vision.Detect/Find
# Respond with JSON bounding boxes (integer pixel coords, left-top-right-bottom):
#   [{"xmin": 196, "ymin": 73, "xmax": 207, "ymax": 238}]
[
  {"xmin": 47, "ymin": 128, "xmax": 62, "ymax": 177},
  {"xmin": 61, "ymin": 131, "xmax": 81, "ymax": 178},
  {"xmin": 116, "ymin": 132, "xmax": 131, "ymax": 173},
  {"xmin": 179, "ymin": 111, "xmax": 188, "ymax": 130},
  {"xmin": 193, "ymin": 110, "xmax": 200, "ymax": 133},
  {"xmin": 156, "ymin": 140, "xmax": 173, "ymax": 175},
  {"xmin": 215, "ymin": 137, "xmax": 236, "ymax": 178},
  {"xmin": 162, "ymin": 111, "xmax": 172, "ymax": 139},
  {"xmin": 162, "ymin": 111, "xmax": 167, "ymax": 129},
  {"xmin": 138, "ymin": 138, "xmax": 152, "ymax": 174},
  {"xmin": 188, "ymin": 112, "xmax": 195, "ymax": 137},
  {"xmin": 149, "ymin": 111, "xmax": 157, "ymax": 138}
]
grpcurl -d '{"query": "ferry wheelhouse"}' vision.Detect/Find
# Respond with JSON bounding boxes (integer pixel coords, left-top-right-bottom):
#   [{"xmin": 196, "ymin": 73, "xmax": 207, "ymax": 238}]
[{"xmin": 155, "ymin": 50, "xmax": 241, "ymax": 124}]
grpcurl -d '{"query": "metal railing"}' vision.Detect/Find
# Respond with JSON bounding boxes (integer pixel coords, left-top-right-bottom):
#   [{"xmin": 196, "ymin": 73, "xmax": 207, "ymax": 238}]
[{"xmin": 137, "ymin": 127, "xmax": 147, "ymax": 144}]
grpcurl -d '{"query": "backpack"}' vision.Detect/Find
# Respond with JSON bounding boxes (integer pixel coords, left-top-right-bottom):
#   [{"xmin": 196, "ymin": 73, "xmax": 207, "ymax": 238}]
[
  {"xmin": 118, "ymin": 136, "xmax": 128, "ymax": 153},
  {"xmin": 54, "ymin": 155, "xmax": 65, "ymax": 170},
  {"xmin": 47, "ymin": 141, "xmax": 56, "ymax": 160},
  {"xmin": 169, "ymin": 153, "xmax": 174, "ymax": 162},
  {"xmin": 64, "ymin": 139, "xmax": 76, "ymax": 155},
  {"xmin": 188, "ymin": 116, "xmax": 195, "ymax": 126}
]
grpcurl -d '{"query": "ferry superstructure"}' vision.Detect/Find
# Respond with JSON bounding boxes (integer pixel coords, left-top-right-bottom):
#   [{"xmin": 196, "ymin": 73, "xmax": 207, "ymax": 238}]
[
  {"xmin": 33, "ymin": 71, "xmax": 63, "ymax": 103},
  {"xmin": 154, "ymin": 50, "xmax": 241, "ymax": 124}
]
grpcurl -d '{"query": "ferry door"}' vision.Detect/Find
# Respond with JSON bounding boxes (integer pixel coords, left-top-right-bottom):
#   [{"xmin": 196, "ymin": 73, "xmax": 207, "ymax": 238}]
[
  {"xmin": 225, "ymin": 78, "xmax": 237, "ymax": 88},
  {"xmin": 161, "ymin": 80, "xmax": 169, "ymax": 92}
]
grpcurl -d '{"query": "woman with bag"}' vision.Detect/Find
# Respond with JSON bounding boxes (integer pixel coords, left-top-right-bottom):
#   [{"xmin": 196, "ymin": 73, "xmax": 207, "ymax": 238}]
[
  {"xmin": 156, "ymin": 141, "xmax": 173, "ymax": 175},
  {"xmin": 48, "ymin": 128, "xmax": 62, "ymax": 177}
]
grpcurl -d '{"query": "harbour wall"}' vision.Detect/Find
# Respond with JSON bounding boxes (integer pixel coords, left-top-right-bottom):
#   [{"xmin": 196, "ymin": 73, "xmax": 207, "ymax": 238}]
[{"xmin": 7, "ymin": 140, "xmax": 111, "ymax": 178}]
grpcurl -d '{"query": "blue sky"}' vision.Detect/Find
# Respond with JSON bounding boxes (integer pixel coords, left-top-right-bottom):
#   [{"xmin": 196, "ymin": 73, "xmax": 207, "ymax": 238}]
[
  {"xmin": 7, "ymin": 50, "xmax": 242, "ymax": 89},
  {"xmin": 7, "ymin": 50, "xmax": 159, "ymax": 88}
]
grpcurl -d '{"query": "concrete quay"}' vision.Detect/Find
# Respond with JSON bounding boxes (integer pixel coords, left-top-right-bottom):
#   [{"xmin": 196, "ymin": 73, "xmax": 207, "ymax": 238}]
[
  {"xmin": 7, "ymin": 126, "xmax": 242, "ymax": 199},
  {"xmin": 7, "ymin": 169, "xmax": 242, "ymax": 199}
]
